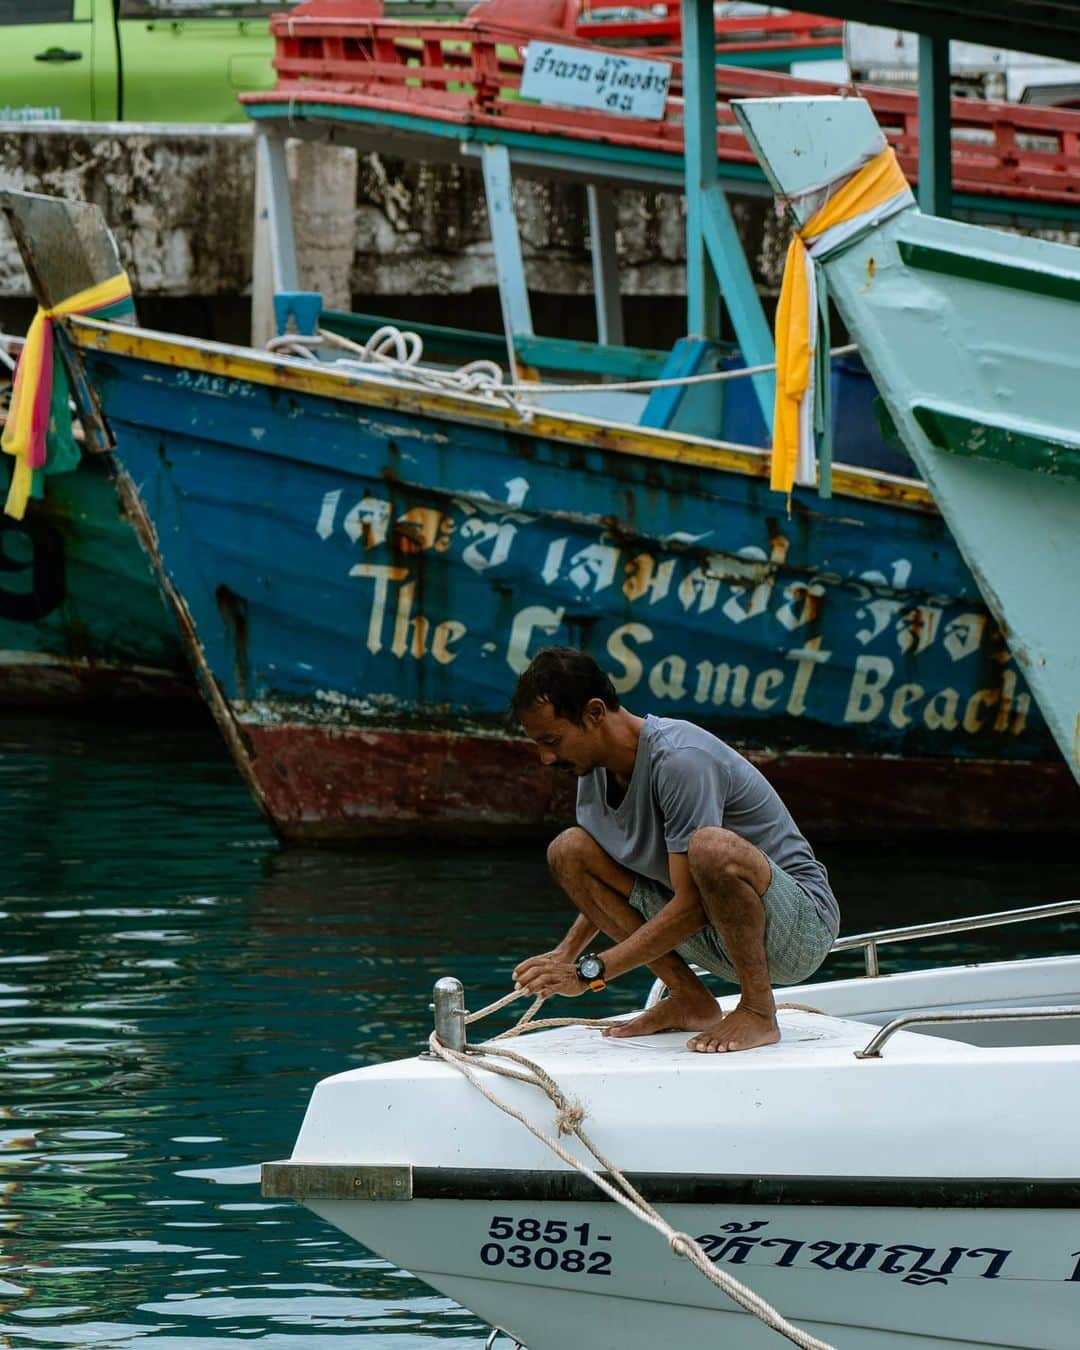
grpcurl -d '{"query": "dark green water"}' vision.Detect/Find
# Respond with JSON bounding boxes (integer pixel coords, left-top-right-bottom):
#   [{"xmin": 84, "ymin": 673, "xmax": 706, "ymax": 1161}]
[{"xmin": 1, "ymin": 721, "xmax": 1076, "ymax": 1348}]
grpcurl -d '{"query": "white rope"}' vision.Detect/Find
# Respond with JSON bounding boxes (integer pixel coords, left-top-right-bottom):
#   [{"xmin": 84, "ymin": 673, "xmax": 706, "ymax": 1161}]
[
  {"xmin": 264, "ymin": 334, "xmax": 321, "ymax": 362},
  {"xmin": 491, "ymin": 344, "xmax": 859, "ymax": 397},
  {"xmin": 432, "ymin": 992, "xmax": 835, "ymax": 1350},
  {"xmin": 464, "ymin": 987, "xmax": 623, "ymax": 1041},
  {"xmin": 264, "ymin": 323, "xmax": 858, "ymax": 407},
  {"xmin": 266, "ymin": 326, "xmax": 532, "ymax": 417},
  {"xmin": 356, "ymin": 324, "xmax": 425, "ymax": 366}
]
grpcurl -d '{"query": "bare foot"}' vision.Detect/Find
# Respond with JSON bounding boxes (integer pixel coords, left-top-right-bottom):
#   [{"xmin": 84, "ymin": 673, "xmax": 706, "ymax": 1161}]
[
  {"xmin": 686, "ymin": 1005, "xmax": 780, "ymax": 1053},
  {"xmin": 604, "ymin": 989, "xmax": 719, "ymax": 1038}
]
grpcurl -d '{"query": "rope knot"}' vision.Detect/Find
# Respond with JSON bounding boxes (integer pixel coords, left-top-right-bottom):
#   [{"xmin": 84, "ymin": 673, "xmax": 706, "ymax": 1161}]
[
  {"xmin": 554, "ymin": 1097, "xmax": 585, "ymax": 1136},
  {"xmin": 669, "ymin": 1231, "xmax": 693, "ymax": 1259}
]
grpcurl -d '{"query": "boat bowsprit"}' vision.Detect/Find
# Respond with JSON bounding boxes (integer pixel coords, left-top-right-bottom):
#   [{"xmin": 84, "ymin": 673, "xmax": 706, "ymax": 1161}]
[{"xmin": 264, "ymin": 904, "xmax": 1080, "ymax": 1350}]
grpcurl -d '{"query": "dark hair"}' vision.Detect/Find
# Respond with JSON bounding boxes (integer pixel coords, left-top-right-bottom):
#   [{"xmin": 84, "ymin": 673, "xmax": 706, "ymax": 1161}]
[{"xmin": 510, "ymin": 647, "xmax": 620, "ymax": 724}]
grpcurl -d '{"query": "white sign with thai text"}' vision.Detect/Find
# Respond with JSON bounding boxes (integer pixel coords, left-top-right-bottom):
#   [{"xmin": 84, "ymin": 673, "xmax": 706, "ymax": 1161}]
[{"xmin": 520, "ymin": 42, "xmax": 672, "ymax": 120}]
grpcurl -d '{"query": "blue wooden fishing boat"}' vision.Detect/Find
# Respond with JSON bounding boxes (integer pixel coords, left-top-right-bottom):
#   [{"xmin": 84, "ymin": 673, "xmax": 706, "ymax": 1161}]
[
  {"xmin": 11, "ymin": 0, "xmax": 1080, "ymax": 837},
  {"xmin": 70, "ymin": 312, "xmax": 1079, "ymax": 839}
]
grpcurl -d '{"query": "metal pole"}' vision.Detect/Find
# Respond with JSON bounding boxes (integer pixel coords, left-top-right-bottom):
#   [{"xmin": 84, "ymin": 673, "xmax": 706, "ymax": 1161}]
[
  {"xmin": 855, "ymin": 1006, "xmax": 1080, "ymax": 1060},
  {"xmin": 681, "ymin": 0, "xmax": 719, "ymax": 338},
  {"xmin": 432, "ymin": 976, "xmax": 467, "ymax": 1051},
  {"xmin": 918, "ymin": 34, "xmax": 953, "ymax": 218},
  {"xmin": 480, "ymin": 143, "xmax": 534, "ymax": 378},
  {"xmin": 586, "ymin": 184, "xmax": 625, "ymax": 348},
  {"xmin": 252, "ymin": 126, "xmax": 300, "ymax": 346}
]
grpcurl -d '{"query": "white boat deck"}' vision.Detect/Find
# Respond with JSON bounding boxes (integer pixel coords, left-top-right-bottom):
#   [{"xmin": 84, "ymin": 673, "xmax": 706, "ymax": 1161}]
[
  {"xmin": 293, "ymin": 994, "xmax": 1080, "ymax": 1180},
  {"xmin": 480, "ymin": 1008, "xmax": 975, "ymax": 1065},
  {"xmin": 272, "ymin": 946, "xmax": 1080, "ymax": 1350}
]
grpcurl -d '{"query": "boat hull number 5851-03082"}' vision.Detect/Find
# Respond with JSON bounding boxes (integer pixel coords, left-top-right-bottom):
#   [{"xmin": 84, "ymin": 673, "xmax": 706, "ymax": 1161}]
[{"xmin": 479, "ymin": 1217, "xmax": 613, "ymax": 1275}]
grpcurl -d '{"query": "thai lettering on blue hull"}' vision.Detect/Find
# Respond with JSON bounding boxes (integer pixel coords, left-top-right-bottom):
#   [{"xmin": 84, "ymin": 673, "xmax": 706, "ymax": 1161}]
[{"xmin": 315, "ymin": 479, "xmax": 1039, "ymax": 751}]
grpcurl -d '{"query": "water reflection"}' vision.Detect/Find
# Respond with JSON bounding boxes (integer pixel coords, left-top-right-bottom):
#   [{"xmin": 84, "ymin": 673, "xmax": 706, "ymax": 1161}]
[{"xmin": 0, "ymin": 722, "xmax": 1076, "ymax": 1346}]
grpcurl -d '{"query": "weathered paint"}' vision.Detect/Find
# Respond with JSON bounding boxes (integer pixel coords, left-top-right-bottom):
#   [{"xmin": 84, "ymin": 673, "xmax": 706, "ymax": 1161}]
[
  {"xmin": 71, "ymin": 322, "xmax": 1078, "ymax": 840},
  {"xmin": 236, "ymin": 722, "xmax": 1077, "ymax": 842},
  {"xmin": 913, "ymin": 405, "xmax": 1080, "ymax": 481},
  {"xmin": 71, "ymin": 319, "xmax": 935, "ymax": 512}
]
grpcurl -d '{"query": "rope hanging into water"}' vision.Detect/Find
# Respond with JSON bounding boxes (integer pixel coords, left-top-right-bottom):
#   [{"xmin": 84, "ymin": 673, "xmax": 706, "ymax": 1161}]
[{"xmin": 431, "ymin": 990, "xmax": 835, "ymax": 1350}]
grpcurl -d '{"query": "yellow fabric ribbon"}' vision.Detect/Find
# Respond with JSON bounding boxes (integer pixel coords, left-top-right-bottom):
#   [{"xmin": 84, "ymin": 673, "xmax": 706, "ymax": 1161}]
[
  {"xmin": 771, "ymin": 146, "xmax": 911, "ymax": 495},
  {"xmin": 2, "ymin": 272, "xmax": 132, "ymax": 520}
]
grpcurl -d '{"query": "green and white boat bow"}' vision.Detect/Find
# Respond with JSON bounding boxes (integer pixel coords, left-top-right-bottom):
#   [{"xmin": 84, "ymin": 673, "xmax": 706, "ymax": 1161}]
[{"xmin": 734, "ymin": 94, "xmax": 1080, "ymax": 783}]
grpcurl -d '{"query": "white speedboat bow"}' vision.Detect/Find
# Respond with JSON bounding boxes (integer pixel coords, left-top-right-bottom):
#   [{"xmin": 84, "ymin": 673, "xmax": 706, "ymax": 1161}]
[{"xmin": 264, "ymin": 902, "xmax": 1080, "ymax": 1350}]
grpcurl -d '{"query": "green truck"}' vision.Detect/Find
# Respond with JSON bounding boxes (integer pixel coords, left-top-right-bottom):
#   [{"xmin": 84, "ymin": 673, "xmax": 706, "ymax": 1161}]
[{"xmin": 2, "ymin": 0, "xmax": 301, "ymax": 123}]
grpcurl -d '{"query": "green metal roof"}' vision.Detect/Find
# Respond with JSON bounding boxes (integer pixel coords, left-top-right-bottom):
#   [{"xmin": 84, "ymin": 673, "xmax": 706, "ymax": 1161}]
[{"xmin": 807, "ymin": 1, "xmax": 1080, "ymax": 63}]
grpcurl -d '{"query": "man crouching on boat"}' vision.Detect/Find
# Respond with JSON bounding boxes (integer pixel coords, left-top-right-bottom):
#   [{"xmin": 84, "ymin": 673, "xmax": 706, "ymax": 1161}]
[{"xmin": 511, "ymin": 647, "xmax": 839, "ymax": 1053}]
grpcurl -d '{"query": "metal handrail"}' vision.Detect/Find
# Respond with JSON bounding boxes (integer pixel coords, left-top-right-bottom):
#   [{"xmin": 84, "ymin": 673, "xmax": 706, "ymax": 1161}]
[
  {"xmin": 485, "ymin": 1329, "xmax": 523, "ymax": 1350},
  {"xmin": 832, "ymin": 899, "xmax": 1080, "ymax": 977},
  {"xmin": 854, "ymin": 1005, "xmax": 1080, "ymax": 1060}
]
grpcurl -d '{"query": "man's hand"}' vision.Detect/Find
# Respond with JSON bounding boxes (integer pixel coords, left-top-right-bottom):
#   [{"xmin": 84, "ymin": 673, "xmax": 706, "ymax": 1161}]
[{"xmin": 513, "ymin": 952, "xmax": 586, "ymax": 999}]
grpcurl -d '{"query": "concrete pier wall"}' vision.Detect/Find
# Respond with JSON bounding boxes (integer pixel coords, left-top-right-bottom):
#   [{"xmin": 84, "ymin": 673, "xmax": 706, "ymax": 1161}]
[
  {"xmin": 4, "ymin": 122, "xmax": 1073, "ymax": 338},
  {"xmin": 0, "ymin": 124, "xmax": 255, "ymax": 298},
  {"xmin": 0, "ymin": 121, "xmax": 784, "ymax": 327}
]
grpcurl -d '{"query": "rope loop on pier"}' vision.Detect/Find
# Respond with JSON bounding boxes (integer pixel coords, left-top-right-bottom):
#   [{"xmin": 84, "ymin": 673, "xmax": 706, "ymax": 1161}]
[{"xmin": 429, "ymin": 993, "xmax": 835, "ymax": 1350}]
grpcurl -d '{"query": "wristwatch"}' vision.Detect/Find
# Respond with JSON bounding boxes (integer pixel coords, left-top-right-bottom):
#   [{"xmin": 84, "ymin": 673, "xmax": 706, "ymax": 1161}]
[{"xmin": 575, "ymin": 951, "xmax": 607, "ymax": 992}]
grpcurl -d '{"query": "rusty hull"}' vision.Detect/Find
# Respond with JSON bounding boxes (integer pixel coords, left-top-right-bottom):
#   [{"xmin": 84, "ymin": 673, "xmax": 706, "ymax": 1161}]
[{"xmin": 241, "ymin": 722, "xmax": 1080, "ymax": 843}]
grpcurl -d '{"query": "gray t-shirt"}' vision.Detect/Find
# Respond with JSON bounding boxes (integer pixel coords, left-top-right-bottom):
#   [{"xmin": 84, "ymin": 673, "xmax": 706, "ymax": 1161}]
[{"xmin": 576, "ymin": 715, "xmax": 838, "ymax": 933}]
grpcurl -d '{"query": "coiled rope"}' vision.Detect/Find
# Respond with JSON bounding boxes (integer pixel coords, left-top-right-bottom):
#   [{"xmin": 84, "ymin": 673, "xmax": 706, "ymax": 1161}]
[
  {"xmin": 266, "ymin": 325, "xmax": 530, "ymax": 416},
  {"xmin": 429, "ymin": 988, "xmax": 835, "ymax": 1350}
]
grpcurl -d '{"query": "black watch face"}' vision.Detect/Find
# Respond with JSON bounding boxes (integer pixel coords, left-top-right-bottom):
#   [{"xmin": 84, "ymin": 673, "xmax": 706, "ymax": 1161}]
[{"xmin": 579, "ymin": 955, "xmax": 602, "ymax": 980}]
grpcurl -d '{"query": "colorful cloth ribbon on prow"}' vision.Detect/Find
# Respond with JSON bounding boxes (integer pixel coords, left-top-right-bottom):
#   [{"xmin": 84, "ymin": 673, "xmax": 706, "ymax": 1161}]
[
  {"xmin": 771, "ymin": 146, "xmax": 914, "ymax": 497},
  {"xmin": 2, "ymin": 272, "xmax": 133, "ymax": 520}
]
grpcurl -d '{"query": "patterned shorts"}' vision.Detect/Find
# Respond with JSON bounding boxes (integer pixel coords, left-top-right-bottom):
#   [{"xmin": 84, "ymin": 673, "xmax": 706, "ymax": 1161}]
[{"xmin": 628, "ymin": 858, "xmax": 835, "ymax": 988}]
